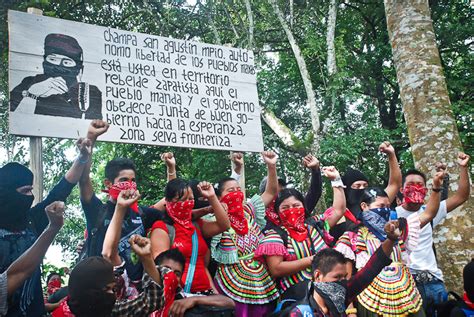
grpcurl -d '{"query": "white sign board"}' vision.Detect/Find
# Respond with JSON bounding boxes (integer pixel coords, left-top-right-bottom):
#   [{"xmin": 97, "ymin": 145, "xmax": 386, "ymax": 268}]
[{"xmin": 8, "ymin": 10, "xmax": 263, "ymax": 152}]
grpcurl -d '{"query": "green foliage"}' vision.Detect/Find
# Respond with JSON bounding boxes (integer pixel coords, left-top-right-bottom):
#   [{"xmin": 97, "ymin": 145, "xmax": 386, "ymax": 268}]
[{"xmin": 0, "ymin": 0, "xmax": 471, "ymax": 259}]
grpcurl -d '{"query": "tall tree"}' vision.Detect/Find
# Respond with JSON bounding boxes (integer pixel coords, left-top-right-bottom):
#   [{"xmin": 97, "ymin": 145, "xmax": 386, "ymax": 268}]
[{"xmin": 384, "ymin": 0, "xmax": 473, "ymax": 292}]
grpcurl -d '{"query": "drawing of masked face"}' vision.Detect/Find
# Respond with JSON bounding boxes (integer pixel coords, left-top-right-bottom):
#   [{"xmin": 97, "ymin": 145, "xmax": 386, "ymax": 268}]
[
  {"xmin": 42, "ymin": 33, "xmax": 84, "ymax": 88},
  {"xmin": 43, "ymin": 54, "xmax": 81, "ymax": 88}
]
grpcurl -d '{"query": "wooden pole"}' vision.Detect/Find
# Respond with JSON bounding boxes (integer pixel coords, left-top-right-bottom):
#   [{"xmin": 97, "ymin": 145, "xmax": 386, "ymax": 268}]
[{"xmin": 27, "ymin": 7, "xmax": 44, "ymax": 204}]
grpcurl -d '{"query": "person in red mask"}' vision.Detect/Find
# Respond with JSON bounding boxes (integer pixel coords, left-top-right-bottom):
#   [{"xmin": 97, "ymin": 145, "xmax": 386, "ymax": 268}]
[
  {"xmin": 254, "ymin": 166, "xmax": 346, "ymax": 308},
  {"xmin": 396, "ymin": 153, "xmax": 470, "ymax": 316},
  {"xmin": 148, "ymin": 179, "xmax": 229, "ymax": 295},
  {"xmin": 78, "ymin": 120, "xmax": 159, "ymax": 283}
]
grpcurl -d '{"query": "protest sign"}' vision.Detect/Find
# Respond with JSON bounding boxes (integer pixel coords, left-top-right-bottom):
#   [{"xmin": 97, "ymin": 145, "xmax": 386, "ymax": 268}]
[{"xmin": 8, "ymin": 10, "xmax": 263, "ymax": 152}]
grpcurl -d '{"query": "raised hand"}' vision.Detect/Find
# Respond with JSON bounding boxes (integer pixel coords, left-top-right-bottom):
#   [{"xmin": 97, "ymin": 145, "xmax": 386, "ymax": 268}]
[
  {"xmin": 117, "ymin": 189, "xmax": 140, "ymax": 208},
  {"xmin": 129, "ymin": 235, "xmax": 152, "ymax": 258},
  {"xmin": 76, "ymin": 137, "xmax": 92, "ymax": 158},
  {"xmin": 379, "ymin": 141, "xmax": 395, "ymax": 156},
  {"xmin": 28, "ymin": 77, "xmax": 68, "ymax": 97},
  {"xmin": 262, "ymin": 151, "xmax": 278, "ymax": 166},
  {"xmin": 384, "ymin": 220, "xmax": 402, "ymax": 241},
  {"xmin": 161, "ymin": 152, "xmax": 176, "ymax": 168},
  {"xmin": 433, "ymin": 169, "xmax": 446, "ymax": 189},
  {"xmin": 45, "ymin": 201, "xmax": 65, "ymax": 230},
  {"xmin": 302, "ymin": 154, "xmax": 320, "ymax": 170},
  {"xmin": 322, "ymin": 166, "xmax": 340, "ymax": 181},
  {"xmin": 435, "ymin": 162, "xmax": 447, "ymax": 172},
  {"xmin": 458, "ymin": 152, "xmax": 470, "ymax": 167},
  {"xmin": 231, "ymin": 152, "xmax": 244, "ymax": 167},
  {"xmin": 87, "ymin": 120, "xmax": 109, "ymax": 141},
  {"xmin": 197, "ymin": 181, "xmax": 216, "ymax": 199}
]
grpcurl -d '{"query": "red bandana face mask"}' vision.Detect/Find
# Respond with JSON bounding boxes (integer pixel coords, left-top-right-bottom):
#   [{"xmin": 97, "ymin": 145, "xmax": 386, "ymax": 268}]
[
  {"xmin": 279, "ymin": 207, "xmax": 308, "ymax": 242},
  {"xmin": 47, "ymin": 279, "xmax": 61, "ymax": 296},
  {"xmin": 402, "ymin": 184, "xmax": 427, "ymax": 204},
  {"xmin": 166, "ymin": 200, "xmax": 195, "ymax": 227},
  {"xmin": 103, "ymin": 181, "xmax": 139, "ymax": 212},
  {"xmin": 159, "ymin": 269, "xmax": 180, "ymax": 317},
  {"xmin": 266, "ymin": 197, "xmax": 281, "ymax": 226},
  {"xmin": 220, "ymin": 191, "xmax": 248, "ymax": 235}
]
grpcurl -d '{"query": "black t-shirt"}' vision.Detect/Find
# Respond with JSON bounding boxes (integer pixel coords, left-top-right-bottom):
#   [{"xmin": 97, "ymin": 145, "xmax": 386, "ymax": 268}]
[{"xmin": 81, "ymin": 195, "xmax": 159, "ymax": 281}]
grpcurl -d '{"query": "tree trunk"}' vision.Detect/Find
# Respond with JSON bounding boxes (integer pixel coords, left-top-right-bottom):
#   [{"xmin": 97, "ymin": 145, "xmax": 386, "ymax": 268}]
[
  {"xmin": 268, "ymin": 0, "xmax": 320, "ymax": 153},
  {"xmin": 384, "ymin": 0, "xmax": 473, "ymax": 293},
  {"xmin": 243, "ymin": 0, "xmax": 254, "ymax": 48},
  {"xmin": 326, "ymin": 0, "xmax": 337, "ymax": 77}
]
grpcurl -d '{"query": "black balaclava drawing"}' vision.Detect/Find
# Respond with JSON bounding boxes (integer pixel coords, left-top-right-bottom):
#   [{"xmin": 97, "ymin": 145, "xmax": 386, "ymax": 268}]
[
  {"xmin": 43, "ymin": 33, "xmax": 83, "ymax": 88},
  {"xmin": 0, "ymin": 162, "xmax": 34, "ymax": 231}
]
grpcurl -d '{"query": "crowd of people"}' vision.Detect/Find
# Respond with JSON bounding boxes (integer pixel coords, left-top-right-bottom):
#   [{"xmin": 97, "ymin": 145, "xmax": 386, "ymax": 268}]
[{"xmin": 0, "ymin": 120, "xmax": 472, "ymax": 317}]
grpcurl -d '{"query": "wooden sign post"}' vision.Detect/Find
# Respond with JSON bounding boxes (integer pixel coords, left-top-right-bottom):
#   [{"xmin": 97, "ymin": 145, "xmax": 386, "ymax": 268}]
[{"xmin": 27, "ymin": 7, "xmax": 44, "ymax": 204}]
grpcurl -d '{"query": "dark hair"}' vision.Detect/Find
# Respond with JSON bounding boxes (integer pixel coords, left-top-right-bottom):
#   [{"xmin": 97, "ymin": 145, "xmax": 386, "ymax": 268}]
[
  {"xmin": 104, "ymin": 158, "xmax": 136, "ymax": 182},
  {"xmin": 165, "ymin": 178, "xmax": 191, "ymax": 201},
  {"xmin": 155, "ymin": 248, "xmax": 186, "ymax": 269},
  {"xmin": 403, "ymin": 169, "xmax": 427, "ymax": 185},
  {"xmin": 464, "ymin": 258, "xmax": 474, "ymax": 302},
  {"xmin": 360, "ymin": 187, "xmax": 389, "ymax": 205},
  {"xmin": 47, "ymin": 272, "xmax": 61, "ymax": 283},
  {"xmin": 311, "ymin": 248, "xmax": 346, "ymax": 274},
  {"xmin": 216, "ymin": 177, "xmax": 238, "ymax": 197},
  {"xmin": 274, "ymin": 188, "xmax": 306, "ymax": 215}
]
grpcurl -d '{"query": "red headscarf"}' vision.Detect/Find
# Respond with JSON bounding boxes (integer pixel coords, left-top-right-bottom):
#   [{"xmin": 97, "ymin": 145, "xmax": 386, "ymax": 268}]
[
  {"xmin": 265, "ymin": 196, "xmax": 281, "ymax": 226},
  {"xmin": 166, "ymin": 200, "xmax": 195, "ymax": 228}
]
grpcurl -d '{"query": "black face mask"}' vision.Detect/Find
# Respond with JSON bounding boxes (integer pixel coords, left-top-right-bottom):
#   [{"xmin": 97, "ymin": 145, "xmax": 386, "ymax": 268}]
[
  {"xmin": 43, "ymin": 61, "xmax": 81, "ymax": 88},
  {"xmin": 69, "ymin": 290, "xmax": 116, "ymax": 317},
  {"xmin": 345, "ymin": 188, "xmax": 364, "ymax": 216},
  {"xmin": 0, "ymin": 188, "xmax": 34, "ymax": 231}
]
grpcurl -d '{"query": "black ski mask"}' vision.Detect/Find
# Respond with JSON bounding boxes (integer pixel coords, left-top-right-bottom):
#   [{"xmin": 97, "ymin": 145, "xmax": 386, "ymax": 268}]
[
  {"xmin": 0, "ymin": 163, "xmax": 34, "ymax": 231},
  {"xmin": 342, "ymin": 168, "xmax": 369, "ymax": 217},
  {"xmin": 43, "ymin": 33, "xmax": 83, "ymax": 88}
]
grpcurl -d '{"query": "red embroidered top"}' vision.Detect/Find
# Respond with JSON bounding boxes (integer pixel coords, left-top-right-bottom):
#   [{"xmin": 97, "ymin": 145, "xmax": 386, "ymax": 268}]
[{"xmin": 150, "ymin": 219, "xmax": 211, "ymax": 293}]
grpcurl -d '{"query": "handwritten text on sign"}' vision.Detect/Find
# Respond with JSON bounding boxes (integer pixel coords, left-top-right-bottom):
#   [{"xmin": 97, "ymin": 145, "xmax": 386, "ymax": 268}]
[{"xmin": 8, "ymin": 10, "xmax": 263, "ymax": 152}]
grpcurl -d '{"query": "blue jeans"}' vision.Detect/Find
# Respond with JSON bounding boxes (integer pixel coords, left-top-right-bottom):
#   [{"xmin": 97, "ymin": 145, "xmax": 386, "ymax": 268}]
[{"xmin": 416, "ymin": 279, "xmax": 448, "ymax": 316}]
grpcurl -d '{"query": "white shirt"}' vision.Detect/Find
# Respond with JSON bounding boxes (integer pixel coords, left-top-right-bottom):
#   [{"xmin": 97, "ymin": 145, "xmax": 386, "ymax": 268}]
[{"xmin": 396, "ymin": 200, "xmax": 447, "ymax": 281}]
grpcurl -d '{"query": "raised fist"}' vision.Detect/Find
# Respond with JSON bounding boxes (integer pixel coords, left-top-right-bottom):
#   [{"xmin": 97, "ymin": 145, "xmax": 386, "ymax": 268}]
[
  {"xmin": 262, "ymin": 151, "xmax": 278, "ymax": 166},
  {"xmin": 117, "ymin": 189, "xmax": 140, "ymax": 208},
  {"xmin": 161, "ymin": 152, "xmax": 176, "ymax": 167},
  {"xmin": 458, "ymin": 152, "xmax": 470, "ymax": 167},
  {"xmin": 322, "ymin": 166, "xmax": 340, "ymax": 181},
  {"xmin": 384, "ymin": 220, "xmax": 401, "ymax": 241},
  {"xmin": 303, "ymin": 154, "xmax": 320, "ymax": 170},
  {"xmin": 433, "ymin": 169, "xmax": 446, "ymax": 189},
  {"xmin": 379, "ymin": 141, "xmax": 395, "ymax": 156},
  {"xmin": 197, "ymin": 181, "xmax": 216, "ymax": 199},
  {"xmin": 28, "ymin": 77, "xmax": 68, "ymax": 97},
  {"xmin": 76, "ymin": 137, "xmax": 92, "ymax": 157},
  {"xmin": 231, "ymin": 152, "xmax": 244, "ymax": 167},
  {"xmin": 129, "ymin": 235, "xmax": 151, "ymax": 258},
  {"xmin": 87, "ymin": 120, "xmax": 109, "ymax": 141},
  {"xmin": 45, "ymin": 201, "xmax": 65, "ymax": 230}
]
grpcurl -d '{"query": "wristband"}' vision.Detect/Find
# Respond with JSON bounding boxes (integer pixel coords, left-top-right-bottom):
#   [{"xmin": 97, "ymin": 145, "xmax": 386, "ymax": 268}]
[
  {"xmin": 432, "ymin": 187, "xmax": 442, "ymax": 192},
  {"xmin": 345, "ymin": 308, "xmax": 357, "ymax": 315},
  {"xmin": 331, "ymin": 177, "xmax": 346, "ymax": 188}
]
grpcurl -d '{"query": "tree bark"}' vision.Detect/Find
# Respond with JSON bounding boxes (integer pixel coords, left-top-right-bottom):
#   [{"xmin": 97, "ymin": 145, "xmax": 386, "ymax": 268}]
[
  {"xmin": 384, "ymin": 0, "xmax": 473, "ymax": 293},
  {"xmin": 261, "ymin": 106, "xmax": 297, "ymax": 149},
  {"xmin": 326, "ymin": 0, "xmax": 337, "ymax": 77},
  {"xmin": 243, "ymin": 0, "xmax": 254, "ymax": 48},
  {"xmin": 268, "ymin": 0, "xmax": 320, "ymax": 153}
]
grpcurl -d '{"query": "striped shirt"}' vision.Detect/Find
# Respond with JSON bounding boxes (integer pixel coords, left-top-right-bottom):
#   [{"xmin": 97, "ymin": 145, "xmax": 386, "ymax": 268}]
[
  {"xmin": 0, "ymin": 272, "xmax": 7, "ymax": 316},
  {"xmin": 258, "ymin": 225, "xmax": 328, "ymax": 293}
]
